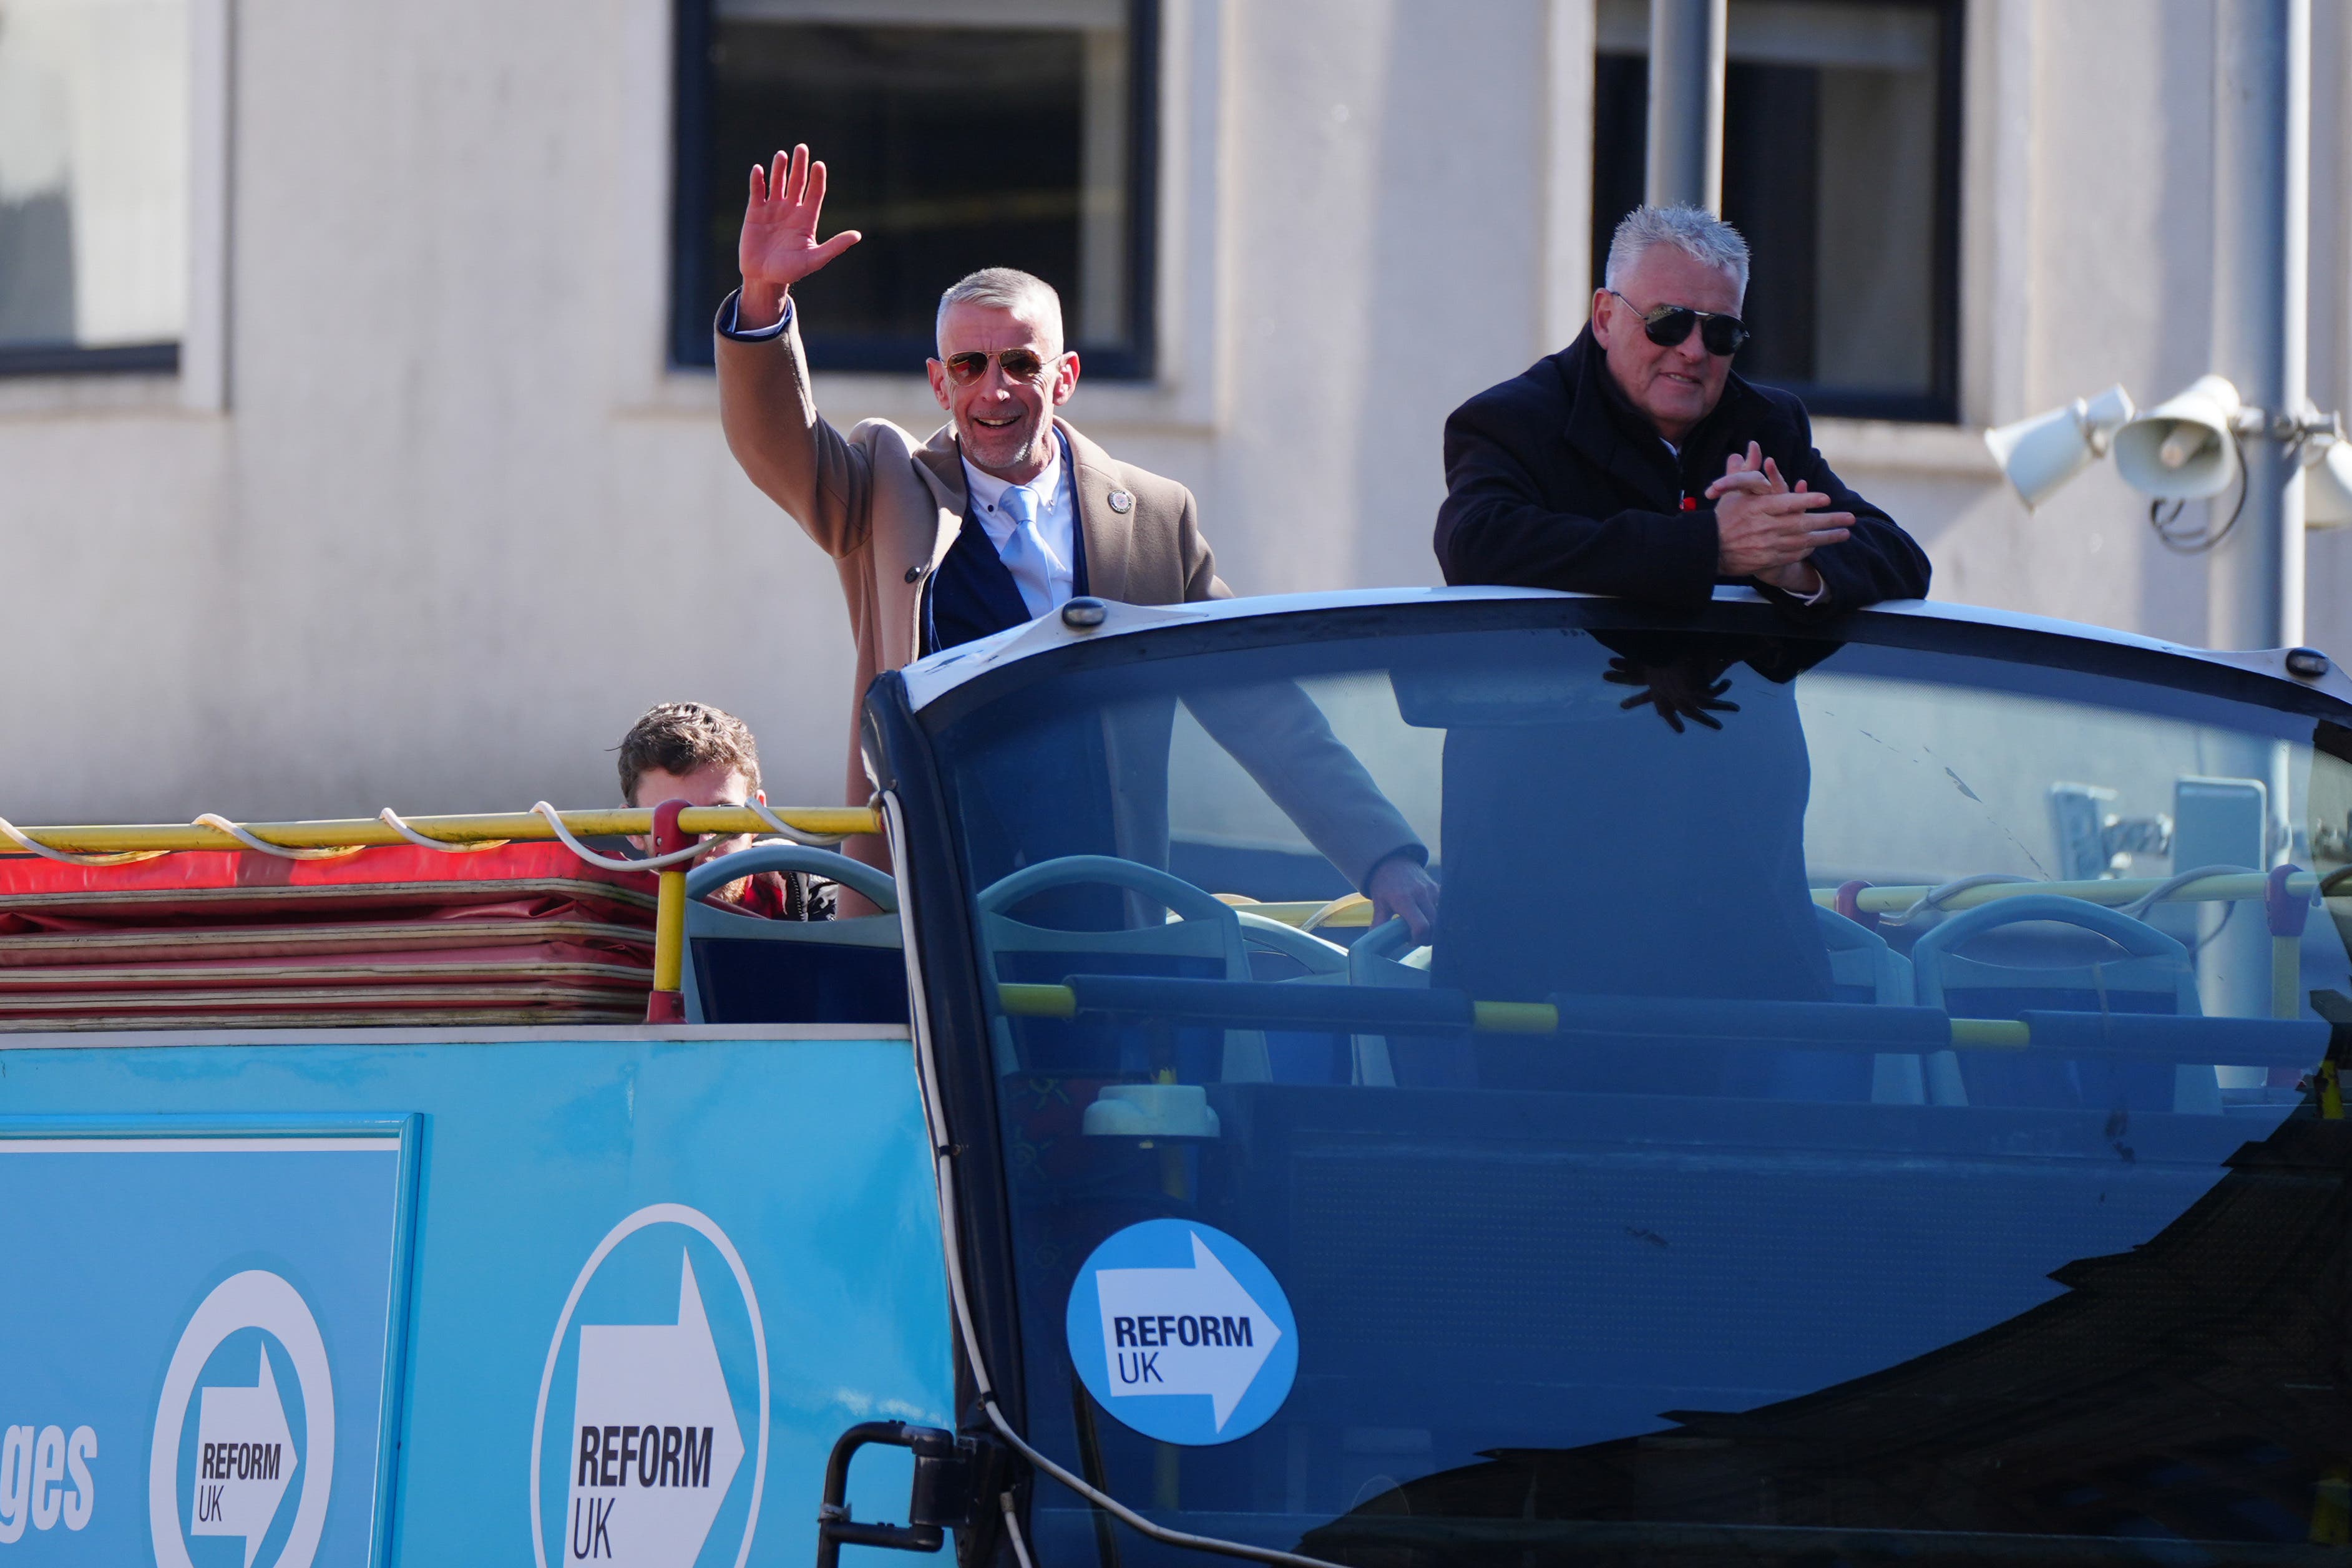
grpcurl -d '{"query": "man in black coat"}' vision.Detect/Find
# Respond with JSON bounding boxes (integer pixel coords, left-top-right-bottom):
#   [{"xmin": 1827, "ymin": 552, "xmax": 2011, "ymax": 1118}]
[
  {"xmin": 1435, "ymin": 208, "xmax": 1930, "ymax": 613},
  {"xmin": 1426, "ymin": 208, "xmax": 1929, "ymax": 1096}
]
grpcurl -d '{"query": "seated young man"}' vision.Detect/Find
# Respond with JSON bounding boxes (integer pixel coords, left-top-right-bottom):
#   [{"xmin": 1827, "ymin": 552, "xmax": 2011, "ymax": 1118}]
[{"xmin": 617, "ymin": 702, "xmax": 832, "ymax": 920}]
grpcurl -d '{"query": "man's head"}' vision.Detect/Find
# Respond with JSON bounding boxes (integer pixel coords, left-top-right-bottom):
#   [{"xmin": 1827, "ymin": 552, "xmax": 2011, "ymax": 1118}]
[
  {"xmin": 927, "ymin": 268, "xmax": 1081, "ymax": 483},
  {"xmin": 1591, "ymin": 206, "xmax": 1752, "ymax": 445},
  {"xmin": 617, "ymin": 702, "xmax": 765, "ymax": 865}
]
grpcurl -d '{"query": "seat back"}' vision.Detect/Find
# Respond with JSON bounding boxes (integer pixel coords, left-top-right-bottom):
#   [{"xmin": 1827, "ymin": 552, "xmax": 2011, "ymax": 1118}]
[
  {"xmin": 1232, "ymin": 912, "xmax": 1364, "ymax": 1083},
  {"xmin": 1818, "ymin": 903, "xmax": 1911, "ymax": 1005},
  {"xmin": 1348, "ymin": 918, "xmax": 1473, "ymax": 1089},
  {"xmin": 679, "ymin": 845, "xmax": 907, "ymax": 1025},
  {"xmin": 1908, "ymin": 894, "xmax": 2215, "ymax": 1113},
  {"xmin": 978, "ymin": 857, "xmax": 1265, "ymax": 1080},
  {"xmin": 1789, "ymin": 905, "xmax": 1923, "ymax": 1103}
]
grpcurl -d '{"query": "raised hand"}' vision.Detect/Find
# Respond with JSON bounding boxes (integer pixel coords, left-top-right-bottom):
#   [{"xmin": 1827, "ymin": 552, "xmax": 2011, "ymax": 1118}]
[
  {"xmin": 736, "ymin": 144, "xmax": 862, "ymax": 330},
  {"xmin": 1705, "ymin": 440, "xmax": 1848, "ymax": 593}
]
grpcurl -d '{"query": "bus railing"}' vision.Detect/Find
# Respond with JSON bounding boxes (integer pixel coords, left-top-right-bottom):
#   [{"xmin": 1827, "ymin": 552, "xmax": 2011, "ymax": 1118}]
[{"xmin": 0, "ymin": 804, "xmax": 886, "ymax": 1025}]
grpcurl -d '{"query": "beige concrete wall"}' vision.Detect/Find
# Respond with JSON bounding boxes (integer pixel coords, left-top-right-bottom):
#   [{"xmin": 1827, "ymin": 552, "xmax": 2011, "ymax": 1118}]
[{"xmin": 1, "ymin": 0, "xmax": 2346, "ymax": 827}]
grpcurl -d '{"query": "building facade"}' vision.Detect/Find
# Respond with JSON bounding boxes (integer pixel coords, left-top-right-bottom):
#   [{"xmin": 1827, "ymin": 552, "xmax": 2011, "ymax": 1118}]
[{"xmin": 1, "ymin": 0, "xmax": 2348, "ymax": 822}]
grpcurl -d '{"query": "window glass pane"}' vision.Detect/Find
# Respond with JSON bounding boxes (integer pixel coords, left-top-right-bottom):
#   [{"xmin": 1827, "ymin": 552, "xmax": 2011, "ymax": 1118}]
[
  {"xmin": 0, "ymin": 0, "xmax": 186, "ymax": 354},
  {"xmin": 681, "ymin": 0, "xmax": 1148, "ymax": 373},
  {"xmin": 1593, "ymin": 0, "xmax": 1955, "ymax": 419}
]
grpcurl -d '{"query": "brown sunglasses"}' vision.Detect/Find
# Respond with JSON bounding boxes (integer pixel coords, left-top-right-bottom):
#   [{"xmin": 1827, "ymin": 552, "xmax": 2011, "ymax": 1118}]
[{"xmin": 942, "ymin": 348, "xmax": 1058, "ymax": 385}]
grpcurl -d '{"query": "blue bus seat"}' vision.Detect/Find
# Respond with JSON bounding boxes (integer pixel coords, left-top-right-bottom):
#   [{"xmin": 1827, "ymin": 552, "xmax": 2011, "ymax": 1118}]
[
  {"xmin": 1799, "ymin": 904, "xmax": 1925, "ymax": 1104},
  {"xmin": 1348, "ymin": 919, "xmax": 1470, "ymax": 1089},
  {"xmin": 679, "ymin": 844, "xmax": 908, "ymax": 1026},
  {"xmin": 977, "ymin": 857, "xmax": 1267, "ymax": 1081},
  {"xmin": 1908, "ymin": 894, "xmax": 2218, "ymax": 1114},
  {"xmin": 1233, "ymin": 912, "xmax": 1362, "ymax": 1084}
]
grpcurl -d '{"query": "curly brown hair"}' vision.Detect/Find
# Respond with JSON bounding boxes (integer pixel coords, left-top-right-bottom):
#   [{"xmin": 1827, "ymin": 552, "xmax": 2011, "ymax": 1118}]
[{"xmin": 617, "ymin": 702, "xmax": 762, "ymax": 806}]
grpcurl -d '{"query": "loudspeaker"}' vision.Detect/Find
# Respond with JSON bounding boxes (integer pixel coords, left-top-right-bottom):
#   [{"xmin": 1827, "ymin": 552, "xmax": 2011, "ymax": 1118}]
[
  {"xmin": 2301, "ymin": 434, "xmax": 2352, "ymax": 530},
  {"xmin": 2114, "ymin": 374, "xmax": 2243, "ymax": 500},
  {"xmin": 1983, "ymin": 385, "xmax": 2135, "ymax": 509}
]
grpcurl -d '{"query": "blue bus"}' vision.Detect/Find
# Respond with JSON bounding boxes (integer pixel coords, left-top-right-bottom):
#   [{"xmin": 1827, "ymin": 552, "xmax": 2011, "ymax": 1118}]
[{"xmin": 2, "ymin": 586, "xmax": 2348, "ymax": 1568}]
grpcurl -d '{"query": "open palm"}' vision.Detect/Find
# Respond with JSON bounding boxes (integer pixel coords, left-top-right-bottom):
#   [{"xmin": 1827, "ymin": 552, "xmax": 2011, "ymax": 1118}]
[{"xmin": 737, "ymin": 144, "xmax": 861, "ymax": 326}]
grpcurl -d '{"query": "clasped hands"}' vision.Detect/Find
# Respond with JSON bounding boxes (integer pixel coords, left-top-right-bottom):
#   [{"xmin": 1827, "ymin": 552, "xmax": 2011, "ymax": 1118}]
[{"xmin": 1705, "ymin": 441, "xmax": 1851, "ymax": 597}]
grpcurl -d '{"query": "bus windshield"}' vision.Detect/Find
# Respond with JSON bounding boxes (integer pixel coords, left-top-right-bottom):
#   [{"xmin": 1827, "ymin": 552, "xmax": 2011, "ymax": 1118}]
[{"xmin": 921, "ymin": 604, "xmax": 2352, "ymax": 1567}]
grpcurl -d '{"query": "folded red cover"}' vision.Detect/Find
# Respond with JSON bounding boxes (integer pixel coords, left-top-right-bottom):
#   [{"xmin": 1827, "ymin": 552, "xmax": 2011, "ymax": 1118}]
[{"xmin": 0, "ymin": 842, "xmax": 663, "ymax": 1029}]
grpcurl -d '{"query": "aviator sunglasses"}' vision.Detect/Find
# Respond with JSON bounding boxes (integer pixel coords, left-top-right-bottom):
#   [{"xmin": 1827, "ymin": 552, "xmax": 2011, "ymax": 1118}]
[
  {"xmin": 1607, "ymin": 290, "xmax": 1750, "ymax": 357},
  {"xmin": 942, "ymin": 347, "xmax": 1059, "ymax": 384}
]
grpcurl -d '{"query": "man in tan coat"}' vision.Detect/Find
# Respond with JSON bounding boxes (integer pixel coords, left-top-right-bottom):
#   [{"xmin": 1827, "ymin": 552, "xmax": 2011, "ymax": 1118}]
[{"xmin": 714, "ymin": 146, "xmax": 1437, "ymax": 933}]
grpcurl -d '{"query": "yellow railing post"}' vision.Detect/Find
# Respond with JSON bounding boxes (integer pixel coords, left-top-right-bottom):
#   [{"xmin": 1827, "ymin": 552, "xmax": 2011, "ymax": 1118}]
[{"xmin": 645, "ymin": 799, "xmax": 693, "ymax": 1025}]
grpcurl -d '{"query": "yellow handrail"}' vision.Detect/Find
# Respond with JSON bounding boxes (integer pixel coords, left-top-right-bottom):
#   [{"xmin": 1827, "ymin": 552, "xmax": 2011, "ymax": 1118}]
[
  {"xmin": 993, "ymin": 983, "xmax": 2042, "ymax": 1050},
  {"xmin": 1221, "ymin": 898, "xmax": 1375, "ymax": 929},
  {"xmin": 0, "ymin": 807, "xmax": 881, "ymax": 858},
  {"xmin": 1813, "ymin": 870, "xmax": 2332, "ymax": 916}
]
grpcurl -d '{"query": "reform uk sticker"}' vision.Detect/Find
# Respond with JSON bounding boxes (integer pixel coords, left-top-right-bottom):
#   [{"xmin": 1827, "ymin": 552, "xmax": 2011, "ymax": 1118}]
[
  {"xmin": 530, "ymin": 1204, "xmax": 769, "ymax": 1568},
  {"xmin": 1065, "ymin": 1220, "xmax": 1297, "ymax": 1446}
]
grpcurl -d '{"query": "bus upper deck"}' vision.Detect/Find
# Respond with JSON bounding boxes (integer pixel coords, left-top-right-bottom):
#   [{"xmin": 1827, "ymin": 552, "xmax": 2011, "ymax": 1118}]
[{"xmin": 2, "ymin": 586, "xmax": 2349, "ymax": 1568}]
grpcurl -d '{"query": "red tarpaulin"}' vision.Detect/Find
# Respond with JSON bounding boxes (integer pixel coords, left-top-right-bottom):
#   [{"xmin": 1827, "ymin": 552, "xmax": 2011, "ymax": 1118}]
[{"xmin": 0, "ymin": 842, "xmax": 658, "ymax": 1030}]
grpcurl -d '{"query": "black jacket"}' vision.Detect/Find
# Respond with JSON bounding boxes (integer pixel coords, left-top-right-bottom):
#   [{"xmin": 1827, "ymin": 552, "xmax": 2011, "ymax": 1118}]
[{"xmin": 1434, "ymin": 328, "xmax": 1931, "ymax": 615}]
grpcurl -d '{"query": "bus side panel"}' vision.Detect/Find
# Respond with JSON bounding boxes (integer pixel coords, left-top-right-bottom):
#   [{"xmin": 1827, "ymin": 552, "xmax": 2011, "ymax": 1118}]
[{"xmin": 0, "ymin": 1033, "xmax": 951, "ymax": 1566}]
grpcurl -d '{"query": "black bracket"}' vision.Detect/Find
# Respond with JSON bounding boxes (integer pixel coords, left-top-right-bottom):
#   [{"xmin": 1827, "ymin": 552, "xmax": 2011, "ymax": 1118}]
[{"xmin": 815, "ymin": 1421, "xmax": 993, "ymax": 1568}]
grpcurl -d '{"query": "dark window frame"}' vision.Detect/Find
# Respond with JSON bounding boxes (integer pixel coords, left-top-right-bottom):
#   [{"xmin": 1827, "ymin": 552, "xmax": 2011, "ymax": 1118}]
[
  {"xmin": 0, "ymin": 343, "xmax": 180, "ymax": 379},
  {"xmin": 1594, "ymin": 0, "xmax": 1965, "ymax": 426},
  {"xmin": 668, "ymin": 0, "xmax": 1161, "ymax": 380}
]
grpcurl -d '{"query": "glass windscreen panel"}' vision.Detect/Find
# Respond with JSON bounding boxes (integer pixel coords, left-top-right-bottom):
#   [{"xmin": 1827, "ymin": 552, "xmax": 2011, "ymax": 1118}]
[{"xmin": 930, "ymin": 619, "xmax": 2352, "ymax": 1566}]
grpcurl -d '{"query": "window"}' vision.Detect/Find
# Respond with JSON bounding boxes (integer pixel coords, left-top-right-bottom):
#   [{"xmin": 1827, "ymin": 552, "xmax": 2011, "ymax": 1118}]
[
  {"xmin": 670, "ymin": 0, "xmax": 1156, "ymax": 377},
  {"xmin": 0, "ymin": 0, "xmax": 186, "ymax": 375},
  {"xmin": 1593, "ymin": 0, "xmax": 1962, "ymax": 422}
]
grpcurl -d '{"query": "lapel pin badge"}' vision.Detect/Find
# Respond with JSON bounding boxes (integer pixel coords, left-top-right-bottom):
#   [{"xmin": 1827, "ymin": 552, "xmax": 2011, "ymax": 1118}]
[{"xmin": 1107, "ymin": 489, "xmax": 1133, "ymax": 514}]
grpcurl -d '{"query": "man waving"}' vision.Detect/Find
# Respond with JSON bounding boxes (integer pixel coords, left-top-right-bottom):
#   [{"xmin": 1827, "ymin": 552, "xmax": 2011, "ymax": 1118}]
[{"xmin": 715, "ymin": 147, "xmax": 1437, "ymax": 933}]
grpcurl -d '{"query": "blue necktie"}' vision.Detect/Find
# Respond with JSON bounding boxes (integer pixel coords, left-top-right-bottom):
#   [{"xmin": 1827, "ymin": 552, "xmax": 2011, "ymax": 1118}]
[{"xmin": 997, "ymin": 484, "xmax": 1058, "ymax": 618}]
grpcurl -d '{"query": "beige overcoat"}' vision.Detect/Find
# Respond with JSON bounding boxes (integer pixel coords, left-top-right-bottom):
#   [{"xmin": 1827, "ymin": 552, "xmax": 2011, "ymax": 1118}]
[{"xmin": 715, "ymin": 309, "xmax": 1421, "ymax": 892}]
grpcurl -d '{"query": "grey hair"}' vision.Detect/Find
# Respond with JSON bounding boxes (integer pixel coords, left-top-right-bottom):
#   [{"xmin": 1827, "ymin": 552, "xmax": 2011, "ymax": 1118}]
[
  {"xmin": 1603, "ymin": 205, "xmax": 1750, "ymax": 299},
  {"xmin": 935, "ymin": 268, "xmax": 1065, "ymax": 355}
]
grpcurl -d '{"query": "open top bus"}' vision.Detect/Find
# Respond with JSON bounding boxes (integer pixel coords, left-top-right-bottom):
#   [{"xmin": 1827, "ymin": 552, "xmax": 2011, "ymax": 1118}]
[{"xmin": 2, "ymin": 586, "xmax": 2348, "ymax": 1568}]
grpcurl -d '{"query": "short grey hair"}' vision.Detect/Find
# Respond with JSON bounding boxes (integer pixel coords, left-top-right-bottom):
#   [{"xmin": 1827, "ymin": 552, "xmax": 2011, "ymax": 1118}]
[
  {"xmin": 935, "ymin": 268, "xmax": 1065, "ymax": 355},
  {"xmin": 1603, "ymin": 205, "xmax": 1750, "ymax": 299}
]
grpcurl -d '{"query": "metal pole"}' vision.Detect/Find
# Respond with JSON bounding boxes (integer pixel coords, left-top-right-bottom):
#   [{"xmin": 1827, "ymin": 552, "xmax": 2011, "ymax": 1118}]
[
  {"xmin": 2207, "ymin": 0, "xmax": 2308, "ymax": 650},
  {"xmin": 1646, "ymin": 0, "xmax": 1725, "ymax": 210}
]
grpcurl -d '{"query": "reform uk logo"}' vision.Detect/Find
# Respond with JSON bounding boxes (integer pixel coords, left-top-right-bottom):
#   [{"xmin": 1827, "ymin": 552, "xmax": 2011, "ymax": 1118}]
[
  {"xmin": 531, "ymin": 1205, "xmax": 769, "ymax": 1568},
  {"xmin": 150, "ymin": 1271, "xmax": 335, "ymax": 1568}
]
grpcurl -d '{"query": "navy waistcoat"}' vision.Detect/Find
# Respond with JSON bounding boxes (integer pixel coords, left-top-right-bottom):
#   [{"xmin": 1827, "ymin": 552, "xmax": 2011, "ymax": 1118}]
[{"xmin": 923, "ymin": 492, "xmax": 1090, "ymax": 656}]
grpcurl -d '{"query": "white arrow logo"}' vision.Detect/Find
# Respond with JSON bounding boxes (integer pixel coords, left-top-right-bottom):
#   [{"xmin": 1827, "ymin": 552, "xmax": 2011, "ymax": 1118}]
[
  {"xmin": 564, "ymin": 1253, "xmax": 746, "ymax": 1567},
  {"xmin": 1093, "ymin": 1230, "xmax": 1282, "ymax": 1430},
  {"xmin": 190, "ymin": 1348, "xmax": 297, "ymax": 1568}
]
